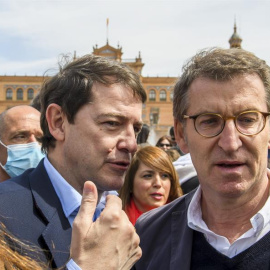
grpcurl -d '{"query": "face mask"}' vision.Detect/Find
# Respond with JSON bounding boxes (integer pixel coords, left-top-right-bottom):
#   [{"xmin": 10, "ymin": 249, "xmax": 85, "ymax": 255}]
[{"xmin": 0, "ymin": 140, "xmax": 45, "ymax": 178}]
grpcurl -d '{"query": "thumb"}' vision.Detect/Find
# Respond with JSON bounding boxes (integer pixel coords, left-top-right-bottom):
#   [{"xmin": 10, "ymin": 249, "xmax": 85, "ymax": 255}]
[{"xmin": 76, "ymin": 181, "xmax": 98, "ymax": 224}]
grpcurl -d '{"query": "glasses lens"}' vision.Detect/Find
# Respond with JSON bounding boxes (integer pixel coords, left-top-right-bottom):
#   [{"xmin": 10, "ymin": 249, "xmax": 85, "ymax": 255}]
[
  {"xmin": 236, "ymin": 111, "xmax": 264, "ymax": 135},
  {"xmin": 195, "ymin": 114, "xmax": 223, "ymax": 137}
]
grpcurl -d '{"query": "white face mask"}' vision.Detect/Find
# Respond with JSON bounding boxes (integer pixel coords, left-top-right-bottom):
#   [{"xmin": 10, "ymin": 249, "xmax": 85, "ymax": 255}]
[{"xmin": 0, "ymin": 140, "xmax": 45, "ymax": 178}]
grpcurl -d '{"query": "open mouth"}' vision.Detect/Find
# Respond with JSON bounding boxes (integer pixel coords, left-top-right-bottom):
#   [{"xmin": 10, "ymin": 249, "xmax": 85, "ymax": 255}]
[
  {"xmin": 150, "ymin": 193, "xmax": 163, "ymax": 199},
  {"xmin": 218, "ymin": 163, "xmax": 242, "ymax": 168},
  {"xmin": 115, "ymin": 161, "xmax": 129, "ymax": 166}
]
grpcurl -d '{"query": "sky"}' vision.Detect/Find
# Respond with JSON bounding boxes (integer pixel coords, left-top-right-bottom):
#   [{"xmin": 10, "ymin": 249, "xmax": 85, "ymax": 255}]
[{"xmin": 0, "ymin": 0, "xmax": 269, "ymax": 77}]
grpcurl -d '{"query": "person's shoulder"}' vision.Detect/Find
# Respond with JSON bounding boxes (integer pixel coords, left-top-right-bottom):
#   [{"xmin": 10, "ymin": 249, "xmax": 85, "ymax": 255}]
[
  {"xmin": 0, "ymin": 159, "xmax": 46, "ymax": 194},
  {"xmin": 0, "ymin": 168, "xmax": 34, "ymax": 193},
  {"xmin": 136, "ymin": 190, "xmax": 195, "ymax": 229},
  {"xmin": 0, "ymin": 165, "xmax": 47, "ymax": 224}
]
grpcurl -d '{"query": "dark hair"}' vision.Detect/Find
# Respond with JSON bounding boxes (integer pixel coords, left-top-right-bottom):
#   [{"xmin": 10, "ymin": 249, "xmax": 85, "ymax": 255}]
[
  {"xmin": 39, "ymin": 54, "xmax": 146, "ymax": 152},
  {"xmin": 136, "ymin": 124, "xmax": 150, "ymax": 144},
  {"xmin": 156, "ymin": 135, "xmax": 173, "ymax": 147},
  {"xmin": 30, "ymin": 92, "xmax": 41, "ymax": 112},
  {"xmin": 119, "ymin": 146, "xmax": 182, "ymax": 210},
  {"xmin": 169, "ymin": 126, "xmax": 175, "ymax": 140},
  {"xmin": 173, "ymin": 47, "xmax": 270, "ymax": 121}
]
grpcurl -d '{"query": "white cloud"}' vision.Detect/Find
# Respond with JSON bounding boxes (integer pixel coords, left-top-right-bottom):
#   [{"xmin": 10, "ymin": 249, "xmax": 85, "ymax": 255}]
[
  {"xmin": 0, "ymin": 0, "xmax": 269, "ymax": 76},
  {"xmin": 0, "ymin": 56, "xmax": 58, "ymax": 75}
]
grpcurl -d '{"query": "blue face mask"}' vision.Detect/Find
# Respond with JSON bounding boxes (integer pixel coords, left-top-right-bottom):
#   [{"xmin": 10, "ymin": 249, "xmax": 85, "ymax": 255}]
[{"xmin": 0, "ymin": 140, "xmax": 45, "ymax": 178}]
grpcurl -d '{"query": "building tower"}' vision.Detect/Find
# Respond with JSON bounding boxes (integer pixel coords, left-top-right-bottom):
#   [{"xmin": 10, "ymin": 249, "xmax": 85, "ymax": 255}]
[{"xmin": 229, "ymin": 21, "xmax": 242, "ymax": 48}]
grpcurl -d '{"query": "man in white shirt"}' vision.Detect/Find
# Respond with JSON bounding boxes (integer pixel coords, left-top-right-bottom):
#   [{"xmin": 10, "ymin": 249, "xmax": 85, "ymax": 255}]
[
  {"xmin": 173, "ymin": 153, "xmax": 198, "ymax": 194},
  {"xmin": 0, "ymin": 54, "xmax": 145, "ymax": 269},
  {"xmin": 133, "ymin": 48, "xmax": 270, "ymax": 269}
]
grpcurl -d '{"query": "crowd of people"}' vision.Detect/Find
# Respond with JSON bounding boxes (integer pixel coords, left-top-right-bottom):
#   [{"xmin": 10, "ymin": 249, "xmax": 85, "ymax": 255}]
[{"xmin": 1, "ymin": 47, "xmax": 270, "ymax": 269}]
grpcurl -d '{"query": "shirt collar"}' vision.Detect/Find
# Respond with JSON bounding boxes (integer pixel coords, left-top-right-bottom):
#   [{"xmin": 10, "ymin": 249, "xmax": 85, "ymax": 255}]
[
  {"xmin": 250, "ymin": 191, "xmax": 270, "ymax": 235},
  {"xmin": 44, "ymin": 156, "xmax": 81, "ymax": 219},
  {"xmin": 187, "ymin": 185, "xmax": 208, "ymax": 232},
  {"xmin": 187, "ymin": 184, "xmax": 270, "ymax": 236}
]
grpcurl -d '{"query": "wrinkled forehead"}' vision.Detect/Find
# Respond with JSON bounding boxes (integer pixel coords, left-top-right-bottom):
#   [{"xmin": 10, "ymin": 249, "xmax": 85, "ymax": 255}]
[
  {"xmin": 186, "ymin": 74, "xmax": 268, "ymax": 113},
  {"xmin": 4, "ymin": 110, "xmax": 41, "ymax": 133}
]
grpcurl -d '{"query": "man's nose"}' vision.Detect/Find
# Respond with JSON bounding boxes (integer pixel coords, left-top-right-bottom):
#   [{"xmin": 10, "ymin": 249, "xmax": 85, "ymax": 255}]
[
  {"xmin": 29, "ymin": 134, "xmax": 38, "ymax": 143},
  {"xmin": 218, "ymin": 119, "xmax": 242, "ymax": 152},
  {"xmin": 118, "ymin": 128, "xmax": 138, "ymax": 154}
]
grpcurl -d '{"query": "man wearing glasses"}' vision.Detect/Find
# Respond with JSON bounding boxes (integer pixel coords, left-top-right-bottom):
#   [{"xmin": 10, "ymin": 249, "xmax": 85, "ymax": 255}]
[{"xmin": 133, "ymin": 48, "xmax": 270, "ymax": 269}]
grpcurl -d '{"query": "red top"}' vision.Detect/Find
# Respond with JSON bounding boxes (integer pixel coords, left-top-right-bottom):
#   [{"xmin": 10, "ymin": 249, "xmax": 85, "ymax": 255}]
[{"xmin": 125, "ymin": 198, "xmax": 143, "ymax": 225}]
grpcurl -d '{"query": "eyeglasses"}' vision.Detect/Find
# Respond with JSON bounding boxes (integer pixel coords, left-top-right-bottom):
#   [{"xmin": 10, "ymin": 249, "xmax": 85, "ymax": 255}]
[
  {"xmin": 159, "ymin": 143, "xmax": 171, "ymax": 147},
  {"xmin": 183, "ymin": 110, "xmax": 270, "ymax": 138}
]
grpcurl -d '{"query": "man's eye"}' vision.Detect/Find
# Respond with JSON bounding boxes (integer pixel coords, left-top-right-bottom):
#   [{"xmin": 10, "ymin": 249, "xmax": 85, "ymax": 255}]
[
  {"xmin": 14, "ymin": 134, "xmax": 26, "ymax": 139},
  {"xmin": 134, "ymin": 127, "xmax": 142, "ymax": 134},
  {"xmin": 238, "ymin": 116, "xmax": 256, "ymax": 124},
  {"xmin": 200, "ymin": 118, "xmax": 219, "ymax": 125},
  {"xmin": 106, "ymin": 121, "xmax": 119, "ymax": 127}
]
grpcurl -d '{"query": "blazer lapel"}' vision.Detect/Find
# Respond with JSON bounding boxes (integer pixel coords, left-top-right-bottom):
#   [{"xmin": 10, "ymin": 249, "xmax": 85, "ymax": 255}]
[
  {"xmin": 42, "ymin": 210, "xmax": 72, "ymax": 268},
  {"xmin": 29, "ymin": 161, "xmax": 72, "ymax": 268}
]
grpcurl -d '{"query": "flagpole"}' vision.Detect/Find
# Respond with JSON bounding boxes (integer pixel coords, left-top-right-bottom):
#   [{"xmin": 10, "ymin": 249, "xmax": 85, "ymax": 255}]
[{"xmin": 106, "ymin": 18, "xmax": 109, "ymax": 44}]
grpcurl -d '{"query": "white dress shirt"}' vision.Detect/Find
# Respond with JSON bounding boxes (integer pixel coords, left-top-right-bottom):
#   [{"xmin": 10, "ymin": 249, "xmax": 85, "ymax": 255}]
[{"xmin": 188, "ymin": 186, "xmax": 270, "ymax": 258}]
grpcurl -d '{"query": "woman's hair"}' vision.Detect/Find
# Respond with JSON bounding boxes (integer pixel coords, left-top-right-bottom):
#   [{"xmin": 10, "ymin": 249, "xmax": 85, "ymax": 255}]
[
  {"xmin": 0, "ymin": 222, "xmax": 46, "ymax": 270},
  {"xmin": 156, "ymin": 135, "xmax": 174, "ymax": 147},
  {"xmin": 166, "ymin": 148, "xmax": 181, "ymax": 162},
  {"xmin": 119, "ymin": 146, "xmax": 182, "ymax": 210}
]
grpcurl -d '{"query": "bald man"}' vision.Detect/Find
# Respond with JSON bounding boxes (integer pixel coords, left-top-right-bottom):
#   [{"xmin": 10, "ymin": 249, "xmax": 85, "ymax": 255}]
[{"xmin": 0, "ymin": 105, "xmax": 44, "ymax": 181}]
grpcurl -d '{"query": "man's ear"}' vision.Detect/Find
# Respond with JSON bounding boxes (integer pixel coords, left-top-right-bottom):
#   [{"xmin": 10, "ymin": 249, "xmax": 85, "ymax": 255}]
[
  {"xmin": 46, "ymin": 104, "xmax": 65, "ymax": 142},
  {"xmin": 174, "ymin": 119, "xmax": 189, "ymax": 154}
]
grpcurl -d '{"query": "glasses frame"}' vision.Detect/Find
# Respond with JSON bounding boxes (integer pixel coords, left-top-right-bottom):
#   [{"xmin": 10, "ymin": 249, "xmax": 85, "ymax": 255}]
[{"xmin": 182, "ymin": 110, "xmax": 270, "ymax": 138}]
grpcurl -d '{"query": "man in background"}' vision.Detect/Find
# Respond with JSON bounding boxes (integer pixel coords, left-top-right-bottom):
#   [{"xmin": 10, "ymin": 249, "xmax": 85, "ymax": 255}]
[{"xmin": 0, "ymin": 105, "xmax": 44, "ymax": 181}]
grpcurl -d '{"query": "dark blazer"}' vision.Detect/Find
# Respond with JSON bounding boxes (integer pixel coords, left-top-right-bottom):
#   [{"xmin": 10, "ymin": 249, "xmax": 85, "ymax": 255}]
[
  {"xmin": 0, "ymin": 160, "xmax": 71, "ymax": 268},
  {"xmin": 133, "ymin": 190, "xmax": 196, "ymax": 270}
]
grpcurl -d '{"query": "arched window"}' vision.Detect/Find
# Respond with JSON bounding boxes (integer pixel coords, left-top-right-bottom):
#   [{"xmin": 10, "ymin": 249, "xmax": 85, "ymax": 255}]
[
  {"xmin": 160, "ymin": 90, "xmax": 167, "ymax": 101},
  {"xmin": 6, "ymin": 88, "xmax": 13, "ymax": 100},
  {"xmin": 149, "ymin": 90, "xmax": 156, "ymax": 101},
  {"xmin": 17, "ymin": 88, "xmax": 23, "ymax": 100},
  {"xmin": 27, "ymin": 88, "xmax": 34, "ymax": 100},
  {"xmin": 170, "ymin": 91, "xmax": 174, "ymax": 101}
]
